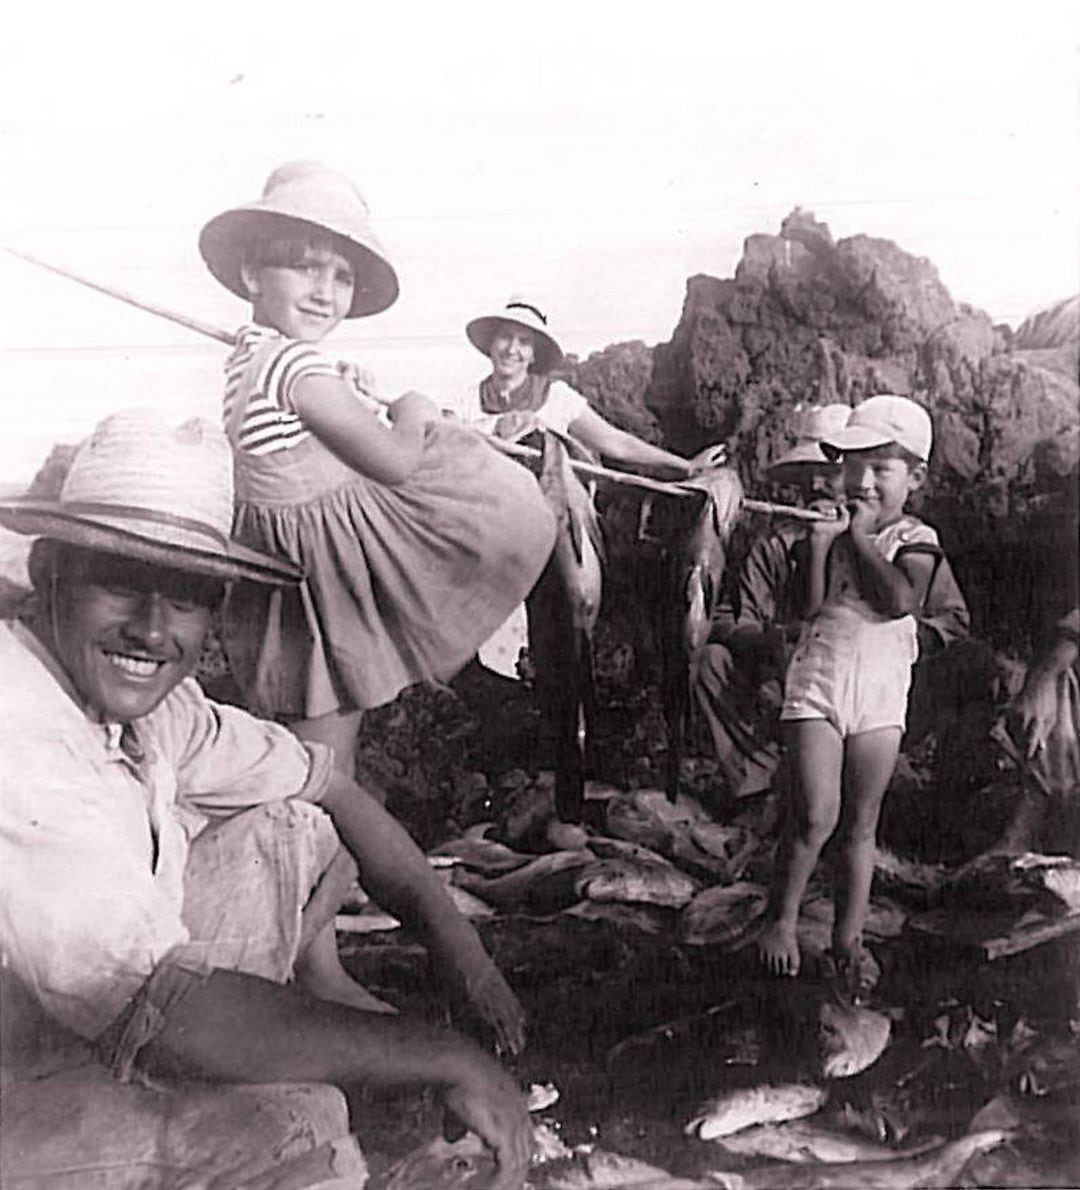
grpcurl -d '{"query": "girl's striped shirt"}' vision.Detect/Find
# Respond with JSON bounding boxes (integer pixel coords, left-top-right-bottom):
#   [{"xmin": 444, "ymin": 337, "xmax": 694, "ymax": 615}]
[{"xmin": 223, "ymin": 325, "xmax": 340, "ymax": 456}]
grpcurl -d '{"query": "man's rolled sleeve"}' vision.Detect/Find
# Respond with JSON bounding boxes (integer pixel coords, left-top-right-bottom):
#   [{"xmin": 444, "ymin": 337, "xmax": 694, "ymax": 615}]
[{"xmin": 145, "ymin": 679, "xmax": 334, "ymax": 815}]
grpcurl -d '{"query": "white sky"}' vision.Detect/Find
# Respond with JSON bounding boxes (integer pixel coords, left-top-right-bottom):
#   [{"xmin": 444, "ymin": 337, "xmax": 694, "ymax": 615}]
[{"xmin": 1, "ymin": 0, "xmax": 1077, "ymax": 483}]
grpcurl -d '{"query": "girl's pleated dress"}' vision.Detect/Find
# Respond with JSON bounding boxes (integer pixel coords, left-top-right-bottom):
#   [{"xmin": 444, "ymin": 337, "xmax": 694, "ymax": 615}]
[{"xmin": 221, "ymin": 327, "xmax": 557, "ymax": 718}]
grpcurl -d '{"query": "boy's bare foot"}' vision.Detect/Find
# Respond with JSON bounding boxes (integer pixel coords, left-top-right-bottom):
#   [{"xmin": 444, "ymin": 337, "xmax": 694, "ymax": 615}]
[{"xmin": 757, "ymin": 920, "xmax": 800, "ymax": 976}]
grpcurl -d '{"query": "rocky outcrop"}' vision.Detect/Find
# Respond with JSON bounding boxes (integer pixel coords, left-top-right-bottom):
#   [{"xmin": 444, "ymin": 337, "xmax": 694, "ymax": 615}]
[{"xmin": 644, "ymin": 212, "xmax": 1078, "ymax": 646}]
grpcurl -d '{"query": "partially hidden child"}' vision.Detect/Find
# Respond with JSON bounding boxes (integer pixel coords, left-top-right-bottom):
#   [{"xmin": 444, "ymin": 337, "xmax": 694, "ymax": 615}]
[
  {"xmin": 757, "ymin": 395, "xmax": 947, "ymax": 997},
  {"xmin": 199, "ymin": 163, "xmax": 557, "ymax": 777}
]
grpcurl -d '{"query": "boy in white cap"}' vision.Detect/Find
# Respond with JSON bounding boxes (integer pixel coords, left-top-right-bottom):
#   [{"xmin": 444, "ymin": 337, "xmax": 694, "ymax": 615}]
[{"xmin": 758, "ymin": 395, "xmax": 949, "ymax": 994}]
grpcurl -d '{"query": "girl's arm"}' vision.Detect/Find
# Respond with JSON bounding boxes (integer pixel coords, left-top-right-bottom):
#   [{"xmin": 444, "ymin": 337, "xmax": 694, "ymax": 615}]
[
  {"xmin": 847, "ymin": 508, "xmax": 935, "ymax": 617},
  {"xmin": 292, "ymin": 375, "xmax": 438, "ymax": 485},
  {"xmin": 568, "ymin": 406, "xmax": 719, "ymax": 478}
]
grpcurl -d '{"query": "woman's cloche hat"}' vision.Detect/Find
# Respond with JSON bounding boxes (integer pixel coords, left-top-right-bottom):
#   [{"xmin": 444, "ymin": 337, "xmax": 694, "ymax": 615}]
[
  {"xmin": 0, "ymin": 409, "xmax": 301, "ymax": 584},
  {"xmin": 768, "ymin": 403, "xmax": 852, "ymax": 476},
  {"xmin": 466, "ymin": 297, "xmax": 564, "ymax": 375},
  {"xmin": 199, "ymin": 161, "xmax": 399, "ymax": 318}
]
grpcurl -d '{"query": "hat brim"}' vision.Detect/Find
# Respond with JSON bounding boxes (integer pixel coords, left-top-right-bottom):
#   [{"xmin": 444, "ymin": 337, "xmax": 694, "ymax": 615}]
[
  {"xmin": 767, "ymin": 442, "xmax": 838, "ymax": 473},
  {"xmin": 199, "ymin": 208, "xmax": 399, "ymax": 318},
  {"xmin": 0, "ymin": 502, "xmax": 301, "ymax": 585},
  {"xmin": 466, "ymin": 314, "xmax": 564, "ymax": 375},
  {"xmin": 822, "ymin": 426, "xmax": 896, "ymax": 454}
]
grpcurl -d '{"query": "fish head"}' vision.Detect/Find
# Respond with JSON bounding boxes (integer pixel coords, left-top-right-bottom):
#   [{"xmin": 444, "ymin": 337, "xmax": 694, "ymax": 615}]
[
  {"xmin": 816, "ymin": 1000, "xmax": 892, "ymax": 1079},
  {"xmin": 383, "ymin": 1133, "xmax": 497, "ymax": 1190}
]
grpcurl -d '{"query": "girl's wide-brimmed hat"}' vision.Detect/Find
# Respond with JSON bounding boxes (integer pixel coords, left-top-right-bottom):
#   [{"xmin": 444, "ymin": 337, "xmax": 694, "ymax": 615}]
[
  {"xmin": 466, "ymin": 298, "xmax": 564, "ymax": 375},
  {"xmin": 0, "ymin": 409, "xmax": 301, "ymax": 585},
  {"xmin": 767, "ymin": 403, "xmax": 852, "ymax": 476},
  {"xmin": 199, "ymin": 161, "xmax": 399, "ymax": 318}
]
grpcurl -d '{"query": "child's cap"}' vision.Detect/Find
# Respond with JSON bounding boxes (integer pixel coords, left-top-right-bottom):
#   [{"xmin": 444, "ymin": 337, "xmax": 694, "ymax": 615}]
[
  {"xmin": 199, "ymin": 161, "xmax": 399, "ymax": 318},
  {"xmin": 767, "ymin": 403, "xmax": 851, "ymax": 475},
  {"xmin": 823, "ymin": 394, "xmax": 933, "ymax": 462}
]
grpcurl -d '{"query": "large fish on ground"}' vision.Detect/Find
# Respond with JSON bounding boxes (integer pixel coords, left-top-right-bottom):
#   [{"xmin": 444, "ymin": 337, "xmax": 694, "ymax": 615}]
[
  {"xmin": 685, "ymin": 1082, "xmax": 829, "ymax": 1140},
  {"xmin": 661, "ymin": 469, "xmax": 743, "ymax": 801},
  {"xmin": 707, "ymin": 1128, "xmax": 1009, "ymax": 1190},
  {"xmin": 603, "ymin": 789, "xmax": 757, "ymax": 881},
  {"xmin": 574, "ymin": 854, "xmax": 700, "ymax": 909},
  {"xmin": 816, "ymin": 999, "xmax": 892, "ymax": 1080},
  {"xmin": 679, "ymin": 882, "xmax": 769, "ymax": 949},
  {"xmin": 714, "ymin": 1119, "xmax": 942, "ymax": 1165},
  {"xmin": 431, "ymin": 826, "xmax": 535, "ymax": 874},
  {"xmin": 533, "ymin": 430, "xmax": 605, "ymax": 823},
  {"xmin": 454, "ymin": 849, "xmax": 595, "ymax": 914},
  {"xmin": 382, "ymin": 1131, "xmax": 711, "ymax": 1189}
]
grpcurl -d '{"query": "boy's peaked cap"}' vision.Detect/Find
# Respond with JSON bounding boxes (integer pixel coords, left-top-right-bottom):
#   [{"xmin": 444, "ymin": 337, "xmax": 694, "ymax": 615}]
[{"xmin": 199, "ymin": 161, "xmax": 399, "ymax": 318}]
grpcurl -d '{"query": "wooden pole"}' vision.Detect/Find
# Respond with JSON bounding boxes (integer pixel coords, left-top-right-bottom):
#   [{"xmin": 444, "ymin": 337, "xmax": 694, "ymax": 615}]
[
  {"xmin": 7, "ymin": 245, "xmax": 831, "ymax": 522},
  {"xmin": 5, "ymin": 247, "xmax": 237, "ymax": 346}
]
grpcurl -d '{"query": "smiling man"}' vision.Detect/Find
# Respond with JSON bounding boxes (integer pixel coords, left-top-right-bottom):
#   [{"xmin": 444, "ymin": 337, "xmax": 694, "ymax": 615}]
[{"xmin": 0, "ymin": 408, "xmax": 532, "ymax": 1190}]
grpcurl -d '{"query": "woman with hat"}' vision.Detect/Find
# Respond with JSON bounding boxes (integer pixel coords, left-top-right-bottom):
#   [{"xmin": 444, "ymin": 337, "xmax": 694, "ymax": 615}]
[
  {"xmin": 465, "ymin": 298, "xmax": 725, "ymax": 476},
  {"xmin": 199, "ymin": 164, "xmax": 557, "ymax": 779}
]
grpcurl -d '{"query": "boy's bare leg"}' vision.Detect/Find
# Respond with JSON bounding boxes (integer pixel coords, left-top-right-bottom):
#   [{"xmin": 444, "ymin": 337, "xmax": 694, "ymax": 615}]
[
  {"xmin": 831, "ymin": 726, "xmax": 901, "ymax": 978},
  {"xmin": 758, "ymin": 719, "xmax": 843, "ymax": 977},
  {"xmin": 140, "ymin": 969, "xmax": 532, "ymax": 1190}
]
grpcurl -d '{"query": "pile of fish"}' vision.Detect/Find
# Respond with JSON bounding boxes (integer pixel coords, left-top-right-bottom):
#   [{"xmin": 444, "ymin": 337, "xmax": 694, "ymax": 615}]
[{"xmin": 942, "ymin": 851, "xmax": 1080, "ymax": 917}]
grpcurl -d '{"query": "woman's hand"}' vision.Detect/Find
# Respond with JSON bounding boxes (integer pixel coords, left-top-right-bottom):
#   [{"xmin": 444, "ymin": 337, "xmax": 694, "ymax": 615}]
[
  {"xmin": 388, "ymin": 391, "xmax": 441, "ymax": 426},
  {"xmin": 687, "ymin": 442, "xmax": 728, "ymax": 476}
]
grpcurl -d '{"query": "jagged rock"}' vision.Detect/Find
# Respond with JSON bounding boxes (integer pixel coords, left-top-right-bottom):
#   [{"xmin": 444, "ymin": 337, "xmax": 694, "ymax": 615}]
[{"xmin": 644, "ymin": 209, "xmax": 1078, "ymax": 649}]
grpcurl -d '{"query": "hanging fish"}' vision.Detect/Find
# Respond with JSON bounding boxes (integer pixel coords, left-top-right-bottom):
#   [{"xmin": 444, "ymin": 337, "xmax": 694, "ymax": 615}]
[
  {"xmin": 662, "ymin": 469, "xmax": 744, "ymax": 801},
  {"xmin": 531, "ymin": 430, "xmax": 605, "ymax": 823}
]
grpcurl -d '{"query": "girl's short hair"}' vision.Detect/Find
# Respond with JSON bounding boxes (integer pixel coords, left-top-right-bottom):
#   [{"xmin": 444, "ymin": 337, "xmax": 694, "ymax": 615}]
[{"xmin": 242, "ymin": 229, "xmax": 351, "ymax": 274}]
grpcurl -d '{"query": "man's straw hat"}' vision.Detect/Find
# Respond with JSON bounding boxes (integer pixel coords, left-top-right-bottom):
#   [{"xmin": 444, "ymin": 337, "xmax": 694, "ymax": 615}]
[
  {"xmin": 199, "ymin": 161, "xmax": 399, "ymax": 318},
  {"xmin": 768, "ymin": 403, "xmax": 852, "ymax": 476},
  {"xmin": 0, "ymin": 409, "xmax": 300, "ymax": 584},
  {"xmin": 466, "ymin": 298, "xmax": 564, "ymax": 375}
]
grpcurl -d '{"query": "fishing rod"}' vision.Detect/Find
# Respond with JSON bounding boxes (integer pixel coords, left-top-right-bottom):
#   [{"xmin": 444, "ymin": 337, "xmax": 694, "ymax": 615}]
[
  {"xmin": 6, "ymin": 245, "xmax": 831, "ymax": 522},
  {"xmin": 5, "ymin": 246, "xmax": 236, "ymax": 346}
]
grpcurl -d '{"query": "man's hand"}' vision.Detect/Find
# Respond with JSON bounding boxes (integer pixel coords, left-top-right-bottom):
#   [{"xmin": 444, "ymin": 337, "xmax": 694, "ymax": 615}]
[
  {"xmin": 1009, "ymin": 658, "xmax": 1069, "ymax": 760},
  {"xmin": 442, "ymin": 1062, "xmax": 533, "ymax": 1190},
  {"xmin": 461, "ymin": 959, "xmax": 527, "ymax": 1057},
  {"xmin": 687, "ymin": 442, "xmax": 728, "ymax": 476}
]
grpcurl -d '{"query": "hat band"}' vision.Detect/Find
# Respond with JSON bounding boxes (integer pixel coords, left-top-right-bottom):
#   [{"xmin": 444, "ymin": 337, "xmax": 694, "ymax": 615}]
[
  {"xmin": 56, "ymin": 501, "xmax": 230, "ymax": 549},
  {"xmin": 505, "ymin": 301, "xmax": 547, "ymax": 326}
]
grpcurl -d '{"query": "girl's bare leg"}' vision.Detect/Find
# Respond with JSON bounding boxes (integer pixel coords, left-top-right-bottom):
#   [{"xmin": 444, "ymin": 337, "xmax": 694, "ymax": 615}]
[
  {"xmin": 758, "ymin": 719, "xmax": 843, "ymax": 976},
  {"xmin": 832, "ymin": 726, "xmax": 901, "ymax": 976}
]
